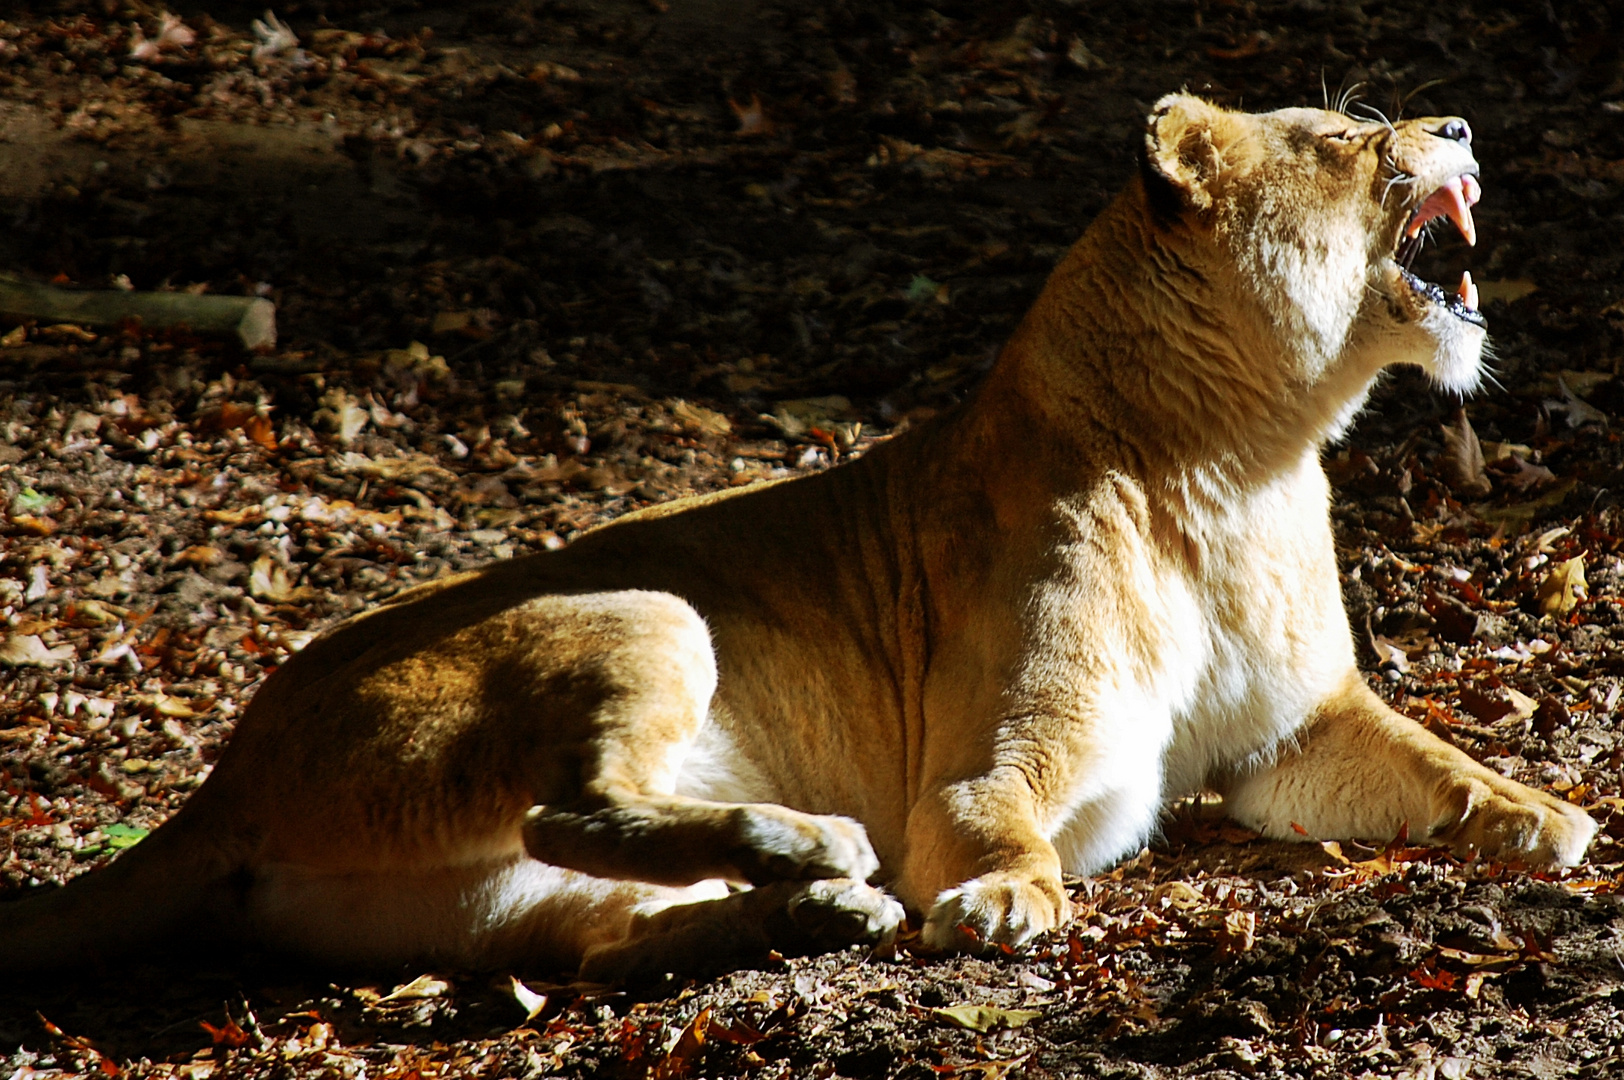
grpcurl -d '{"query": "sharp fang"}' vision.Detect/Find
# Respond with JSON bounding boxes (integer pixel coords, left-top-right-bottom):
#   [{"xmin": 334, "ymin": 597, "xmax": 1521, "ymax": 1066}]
[
  {"xmin": 1443, "ymin": 176, "xmax": 1476, "ymax": 247},
  {"xmin": 1458, "ymin": 270, "xmax": 1478, "ymax": 311},
  {"xmin": 1404, "ymin": 174, "xmax": 1480, "ymax": 245}
]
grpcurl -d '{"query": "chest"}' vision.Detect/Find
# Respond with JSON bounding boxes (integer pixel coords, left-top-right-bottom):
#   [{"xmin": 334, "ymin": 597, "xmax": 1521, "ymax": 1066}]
[{"xmin": 1142, "ymin": 466, "xmax": 1357, "ymax": 792}]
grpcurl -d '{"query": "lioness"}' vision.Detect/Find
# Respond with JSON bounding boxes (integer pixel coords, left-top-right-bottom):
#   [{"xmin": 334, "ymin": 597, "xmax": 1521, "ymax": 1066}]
[{"xmin": 1, "ymin": 94, "xmax": 1596, "ymax": 980}]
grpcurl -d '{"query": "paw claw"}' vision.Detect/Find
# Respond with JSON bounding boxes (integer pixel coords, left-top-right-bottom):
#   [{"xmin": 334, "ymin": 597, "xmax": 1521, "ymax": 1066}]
[
  {"xmin": 1435, "ymin": 779, "xmax": 1597, "ymax": 869},
  {"xmin": 788, "ymin": 879, "xmax": 905, "ymax": 948},
  {"xmin": 734, "ymin": 807, "xmax": 880, "ymax": 884},
  {"xmin": 921, "ymin": 874, "xmax": 1068, "ymax": 953}
]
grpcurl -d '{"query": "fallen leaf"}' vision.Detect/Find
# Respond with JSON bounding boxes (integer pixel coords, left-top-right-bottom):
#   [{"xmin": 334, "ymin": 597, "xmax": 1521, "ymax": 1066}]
[
  {"xmin": 8, "ymin": 514, "xmax": 55, "ymax": 536},
  {"xmin": 1435, "ymin": 946, "xmax": 1518, "ymax": 970},
  {"xmin": 204, "ymin": 506, "xmax": 261, "ymax": 526},
  {"xmin": 657, "ymin": 1007, "xmax": 712, "ymax": 1075},
  {"xmin": 315, "ymin": 388, "xmax": 369, "ymax": 444},
  {"xmin": 178, "ymin": 544, "xmax": 224, "ymax": 568},
  {"xmin": 1458, "ymin": 684, "xmax": 1539, "ymax": 724},
  {"xmin": 1536, "ymin": 556, "xmax": 1587, "ymax": 618},
  {"xmin": 729, "ymin": 94, "xmax": 772, "ymax": 136},
  {"xmin": 1410, "ymin": 960, "xmax": 1460, "ymax": 990},
  {"xmin": 669, "ymin": 399, "xmax": 732, "ymax": 436},
  {"xmin": 200, "ymin": 1016, "xmax": 253, "ymax": 1048},
  {"xmin": 1067, "ymin": 37, "xmax": 1105, "ymax": 69},
  {"xmin": 26, "ymin": 563, "xmax": 49, "ymax": 602},
  {"xmin": 150, "ymin": 693, "xmax": 196, "ymax": 719},
  {"xmin": 1438, "ymin": 408, "xmax": 1491, "ymax": 498},
  {"xmin": 243, "ymin": 414, "xmax": 278, "ymax": 451},
  {"xmin": 929, "ymin": 1004, "xmax": 1044, "ymax": 1032},
  {"xmin": 1369, "ymin": 633, "xmax": 1412, "ymax": 673},
  {"xmin": 1488, "ymin": 453, "xmax": 1556, "ymax": 492},
  {"xmin": 764, "ymin": 395, "xmax": 855, "ymax": 438},
  {"xmin": 1216, "ymin": 910, "xmax": 1256, "ymax": 953},
  {"xmin": 1472, "ymin": 477, "xmax": 1577, "ymax": 532},
  {"xmin": 1151, "ymin": 881, "xmax": 1205, "ymax": 911},
  {"xmin": 1547, "ymin": 375, "xmax": 1608, "ymax": 429},
  {"xmin": 904, "ymin": 274, "xmax": 948, "ymax": 304},
  {"xmin": 43, "ymin": 323, "xmax": 96, "ymax": 342},
  {"xmin": 249, "ymin": 555, "xmax": 316, "ymax": 603},
  {"xmin": 509, "ymin": 976, "xmax": 547, "ymax": 1021},
  {"xmin": 0, "ymin": 634, "xmax": 76, "ymax": 667},
  {"xmin": 332, "ymin": 450, "xmax": 455, "ymax": 482},
  {"xmin": 958, "ymin": 1055, "xmax": 1034, "ymax": 1079},
  {"xmin": 103, "ymin": 823, "xmax": 148, "ymax": 849},
  {"xmin": 379, "ymin": 974, "xmax": 451, "ymax": 1002}
]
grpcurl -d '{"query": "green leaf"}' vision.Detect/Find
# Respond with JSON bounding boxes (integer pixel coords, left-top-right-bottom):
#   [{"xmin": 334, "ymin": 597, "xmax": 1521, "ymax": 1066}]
[
  {"xmin": 103, "ymin": 823, "xmax": 149, "ymax": 848},
  {"xmin": 929, "ymin": 1004, "xmax": 1044, "ymax": 1032},
  {"xmin": 904, "ymin": 274, "xmax": 941, "ymax": 302},
  {"xmin": 14, "ymin": 487, "xmax": 52, "ymax": 513}
]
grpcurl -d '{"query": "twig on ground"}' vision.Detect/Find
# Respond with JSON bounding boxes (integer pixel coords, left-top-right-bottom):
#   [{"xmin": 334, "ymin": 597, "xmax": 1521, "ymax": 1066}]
[{"xmin": 0, "ymin": 274, "xmax": 276, "ymax": 349}]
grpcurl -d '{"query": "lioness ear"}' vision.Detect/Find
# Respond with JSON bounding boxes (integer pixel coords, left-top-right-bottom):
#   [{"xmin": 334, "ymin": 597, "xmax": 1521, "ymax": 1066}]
[{"xmin": 1141, "ymin": 93, "xmax": 1234, "ymax": 219}]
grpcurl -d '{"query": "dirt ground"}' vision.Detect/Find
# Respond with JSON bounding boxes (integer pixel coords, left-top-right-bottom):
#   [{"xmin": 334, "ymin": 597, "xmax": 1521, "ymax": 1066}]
[{"xmin": 2, "ymin": 1, "xmax": 1624, "ymax": 1077}]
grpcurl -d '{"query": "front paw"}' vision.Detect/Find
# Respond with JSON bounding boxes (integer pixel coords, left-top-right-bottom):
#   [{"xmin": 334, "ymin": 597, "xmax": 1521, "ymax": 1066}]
[
  {"xmin": 1432, "ymin": 776, "xmax": 1597, "ymax": 868},
  {"xmin": 921, "ymin": 872, "xmax": 1070, "ymax": 952},
  {"xmin": 731, "ymin": 805, "xmax": 882, "ymax": 884}
]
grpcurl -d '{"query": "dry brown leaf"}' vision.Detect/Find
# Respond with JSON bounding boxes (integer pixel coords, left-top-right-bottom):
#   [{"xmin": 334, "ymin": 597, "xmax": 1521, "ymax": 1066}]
[
  {"xmin": 670, "ymin": 399, "xmax": 732, "ymax": 436},
  {"xmin": 929, "ymin": 1004, "xmax": 1044, "ymax": 1032},
  {"xmin": 0, "ymin": 634, "xmax": 75, "ymax": 667},
  {"xmin": 178, "ymin": 544, "xmax": 224, "ymax": 568},
  {"xmin": 509, "ymin": 976, "xmax": 547, "ymax": 1021},
  {"xmin": 729, "ymin": 94, "xmax": 772, "ymax": 136},
  {"xmin": 1537, "ymin": 556, "xmax": 1587, "ymax": 618},
  {"xmin": 8, "ymin": 514, "xmax": 56, "ymax": 536},
  {"xmin": 1549, "ymin": 375, "xmax": 1608, "ymax": 429},
  {"xmin": 1438, "ymin": 408, "xmax": 1491, "ymax": 498},
  {"xmin": 1472, "ymin": 477, "xmax": 1577, "ymax": 532},
  {"xmin": 249, "ymin": 555, "xmax": 317, "ymax": 604},
  {"xmin": 378, "ymin": 974, "xmax": 450, "ymax": 1002},
  {"xmin": 1216, "ymin": 910, "xmax": 1256, "ymax": 953},
  {"xmin": 1458, "ymin": 684, "xmax": 1539, "ymax": 724},
  {"xmin": 1489, "ymin": 454, "xmax": 1557, "ymax": 493}
]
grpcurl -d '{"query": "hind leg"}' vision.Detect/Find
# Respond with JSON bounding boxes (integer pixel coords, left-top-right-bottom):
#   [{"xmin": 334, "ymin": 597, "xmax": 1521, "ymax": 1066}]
[
  {"xmin": 513, "ymin": 591, "xmax": 879, "ymax": 887},
  {"xmin": 247, "ymin": 857, "xmax": 724, "ymax": 969},
  {"xmin": 252, "ymin": 859, "xmax": 901, "ymax": 977},
  {"xmin": 578, "ymin": 878, "xmax": 905, "ymax": 983}
]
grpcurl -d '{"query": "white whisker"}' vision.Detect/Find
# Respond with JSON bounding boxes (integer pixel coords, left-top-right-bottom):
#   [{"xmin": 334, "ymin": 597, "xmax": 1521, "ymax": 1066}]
[{"xmin": 1349, "ymin": 101, "xmax": 1396, "ymax": 135}]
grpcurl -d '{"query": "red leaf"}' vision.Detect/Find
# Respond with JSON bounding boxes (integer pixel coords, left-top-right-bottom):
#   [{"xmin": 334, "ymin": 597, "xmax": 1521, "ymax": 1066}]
[
  {"xmin": 1409, "ymin": 961, "xmax": 1459, "ymax": 991},
  {"xmin": 24, "ymin": 792, "xmax": 54, "ymax": 826},
  {"xmin": 199, "ymin": 1017, "xmax": 253, "ymax": 1048}
]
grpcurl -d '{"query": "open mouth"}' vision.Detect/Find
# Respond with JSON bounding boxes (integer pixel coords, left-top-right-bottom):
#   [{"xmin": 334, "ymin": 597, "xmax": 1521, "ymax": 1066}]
[{"xmin": 1393, "ymin": 173, "xmax": 1486, "ymax": 328}]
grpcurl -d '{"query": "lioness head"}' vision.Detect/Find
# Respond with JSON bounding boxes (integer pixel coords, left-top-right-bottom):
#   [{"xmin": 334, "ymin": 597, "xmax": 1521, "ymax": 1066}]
[{"xmin": 1141, "ymin": 93, "xmax": 1486, "ymax": 406}]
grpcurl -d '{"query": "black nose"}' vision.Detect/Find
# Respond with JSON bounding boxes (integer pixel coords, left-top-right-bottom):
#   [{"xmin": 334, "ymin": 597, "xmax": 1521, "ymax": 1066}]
[{"xmin": 1434, "ymin": 119, "xmax": 1472, "ymax": 146}]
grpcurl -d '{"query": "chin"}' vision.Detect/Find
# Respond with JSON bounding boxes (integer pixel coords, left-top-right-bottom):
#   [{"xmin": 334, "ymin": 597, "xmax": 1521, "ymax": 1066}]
[{"xmin": 1415, "ymin": 306, "xmax": 1488, "ymax": 396}]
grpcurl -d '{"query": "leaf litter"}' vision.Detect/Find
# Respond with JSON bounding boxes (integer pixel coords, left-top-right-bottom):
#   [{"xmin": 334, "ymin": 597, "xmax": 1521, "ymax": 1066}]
[{"xmin": 4, "ymin": 1, "xmax": 1624, "ymax": 1079}]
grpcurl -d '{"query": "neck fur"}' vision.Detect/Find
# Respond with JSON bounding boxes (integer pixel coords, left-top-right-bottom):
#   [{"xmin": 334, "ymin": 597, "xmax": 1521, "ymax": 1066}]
[{"xmin": 962, "ymin": 181, "xmax": 1381, "ymax": 506}]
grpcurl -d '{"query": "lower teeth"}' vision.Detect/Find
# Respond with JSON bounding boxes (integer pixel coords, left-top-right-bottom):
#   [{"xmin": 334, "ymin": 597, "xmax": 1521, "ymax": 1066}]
[{"xmin": 1400, "ymin": 269, "xmax": 1485, "ymax": 325}]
